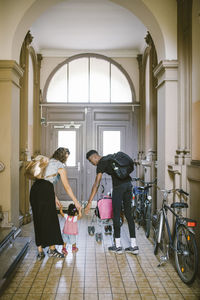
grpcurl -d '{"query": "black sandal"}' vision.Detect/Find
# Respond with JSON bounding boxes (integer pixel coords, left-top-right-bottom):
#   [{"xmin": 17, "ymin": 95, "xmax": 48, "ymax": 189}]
[
  {"xmin": 37, "ymin": 251, "xmax": 45, "ymax": 260},
  {"xmin": 47, "ymin": 248, "xmax": 64, "ymax": 258}
]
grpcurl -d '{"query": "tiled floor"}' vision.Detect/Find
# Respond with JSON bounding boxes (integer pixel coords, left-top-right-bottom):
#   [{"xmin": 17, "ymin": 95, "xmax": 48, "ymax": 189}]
[{"xmin": 1, "ymin": 211, "xmax": 200, "ymax": 300}]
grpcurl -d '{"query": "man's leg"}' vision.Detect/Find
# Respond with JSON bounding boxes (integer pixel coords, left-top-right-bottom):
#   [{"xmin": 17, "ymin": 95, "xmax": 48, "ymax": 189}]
[
  {"xmin": 123, "ymin": 183, "xmax": 139, "ymax": 254},
  {"xmin": 108, "ymin": 185, "xmax": 124, "ymax": 254}
]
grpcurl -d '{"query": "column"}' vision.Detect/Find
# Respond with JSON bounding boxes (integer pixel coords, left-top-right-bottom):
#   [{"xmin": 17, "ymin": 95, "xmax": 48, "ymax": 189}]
[
  {"xmin": 0, "ymin": 60, "xmax": 23, "ymax": 227},
  {"xmin": 154, "ymin": 60, "xmax": 178, "ymax": 207}
]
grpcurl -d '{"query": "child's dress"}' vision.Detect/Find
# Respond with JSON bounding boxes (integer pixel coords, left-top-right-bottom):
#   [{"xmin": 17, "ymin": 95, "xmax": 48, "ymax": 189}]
[{"xmin": 62, "ymin": 214, "xmax": 78, "ymax": 245}]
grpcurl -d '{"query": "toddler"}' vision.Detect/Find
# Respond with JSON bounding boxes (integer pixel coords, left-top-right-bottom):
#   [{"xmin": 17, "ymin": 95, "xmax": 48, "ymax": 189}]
[{"xmin": 60, "ymin": 204, "xmax": 82, "ymax": 255}]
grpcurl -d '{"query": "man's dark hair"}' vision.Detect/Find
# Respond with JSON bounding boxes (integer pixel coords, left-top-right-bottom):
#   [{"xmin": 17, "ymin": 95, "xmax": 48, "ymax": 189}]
[{"xmin": 86, "ymin": 150, "xmax": 98, "ymax": 160}]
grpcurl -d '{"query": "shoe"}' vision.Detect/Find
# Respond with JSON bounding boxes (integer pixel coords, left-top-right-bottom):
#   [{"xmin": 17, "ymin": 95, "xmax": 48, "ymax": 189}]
[
  {"xmin": 125, "ymin": 246, "xmax": 139, "ymax": 255},
  {"xmin": 108, "ymin": 245, "xmax": 123, "ymax": 254},
  {"xmin": 72, "ymin": 246, "xmax": 78, "ymax": 253},
  {"xmin": 47, "ymin": 248, "xmax": 65, "ymax": 258},
  {"xmin": 62, "ymin": 247, "xmax": 68, "ymax": 255},
  {"xmin": 37, "ymin": 251, "xmax": 45, "ymax": 260}
]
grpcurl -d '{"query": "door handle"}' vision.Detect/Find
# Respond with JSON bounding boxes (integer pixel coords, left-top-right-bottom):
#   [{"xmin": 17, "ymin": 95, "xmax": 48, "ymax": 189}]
[{"xmin": 78, "ymin": 162, "xmax": 81, "ymax": 172}]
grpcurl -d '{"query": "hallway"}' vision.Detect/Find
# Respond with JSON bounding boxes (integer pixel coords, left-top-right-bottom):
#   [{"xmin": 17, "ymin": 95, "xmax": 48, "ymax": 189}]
[{"xmin": 1, "ymin": 212, "xmax": 200, "ymax": 300}]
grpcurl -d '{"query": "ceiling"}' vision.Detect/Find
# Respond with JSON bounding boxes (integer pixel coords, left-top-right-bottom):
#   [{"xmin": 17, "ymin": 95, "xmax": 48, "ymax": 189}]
[{"xmin": 31, "ymin": 0, "xmax": 147, "ymax": 55}]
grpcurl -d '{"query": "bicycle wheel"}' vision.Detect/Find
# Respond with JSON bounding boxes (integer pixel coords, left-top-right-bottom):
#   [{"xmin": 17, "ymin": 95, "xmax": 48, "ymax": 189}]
[
  {"xmin": 174, "ymin": 224, "xmax": 198, "ymax": 284},
  {"xmin": 153, "ymin": 214, "xmax": 160, "ymax": 255},
  {"xmin": 145, "ymin": 202, "xmax": 151, "ymax": 238},
  {"xmin": 134, "ymin": 194, "xmax": 140, "ymax": 224},
  {"xmin": 153, "ymin": 212, "xmax": 165, "ymax": 255}
]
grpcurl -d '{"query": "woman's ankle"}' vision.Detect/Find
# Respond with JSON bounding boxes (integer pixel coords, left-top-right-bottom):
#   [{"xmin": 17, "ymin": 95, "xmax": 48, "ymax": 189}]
[{"xmin": 38, "ymin": 246, "xmax": 43, "ymax": 253}]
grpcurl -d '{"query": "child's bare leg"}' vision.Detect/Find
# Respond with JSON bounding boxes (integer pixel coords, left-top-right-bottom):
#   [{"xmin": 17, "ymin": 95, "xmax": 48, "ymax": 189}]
[
  {"xmin": 62, "ymin": 243, "xmax": 68, "ymax": 255},
  {"xmin": 72, "ymin": 243, "xmax": 78, "ymax": 253}
]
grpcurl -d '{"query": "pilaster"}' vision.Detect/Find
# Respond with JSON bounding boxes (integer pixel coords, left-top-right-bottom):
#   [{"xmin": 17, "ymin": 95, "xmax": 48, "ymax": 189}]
[
  {"xmin": 19, "ymin": 31, "xmax": 33, "ymax": 224},
  {"xmin": 0, "ymin": 60, "xmax": 23, "ymax": 227},
  {"xmin": 154, "ymin": 60, "xmax": 178, "ymax": 207}
]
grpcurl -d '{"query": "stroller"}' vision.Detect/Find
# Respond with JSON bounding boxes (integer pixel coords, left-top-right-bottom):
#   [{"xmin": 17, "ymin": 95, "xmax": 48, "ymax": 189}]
[
  {"xmin": 88, "ymin": 185, "xmax": 124, "ymax": 242},
  {"xmin": 88, "ymin": 185, "xmax": 113, "ymax": 242}
]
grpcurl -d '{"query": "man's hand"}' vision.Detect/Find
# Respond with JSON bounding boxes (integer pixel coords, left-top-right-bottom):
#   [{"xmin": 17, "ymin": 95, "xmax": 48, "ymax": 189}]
[{"xmin": 85, "ymin": 202, "xmax": 92, "ymax": 215}]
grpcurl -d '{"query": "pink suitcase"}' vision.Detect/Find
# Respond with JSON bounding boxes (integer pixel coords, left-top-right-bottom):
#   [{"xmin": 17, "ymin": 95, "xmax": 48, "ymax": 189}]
[{"xmin": 97, "ymin": 196, "xmax": 113, "ymax": 220}]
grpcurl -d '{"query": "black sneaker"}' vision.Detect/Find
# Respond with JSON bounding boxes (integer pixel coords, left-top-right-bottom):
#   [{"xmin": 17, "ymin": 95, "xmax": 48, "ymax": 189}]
[
  {"xmin": 108, "ymin": 245, "xmax": 123, "ymax": 254},
  {"xmin": 125, "ymin": 246, "xmax": 139, "ymax": 255},
  {"xmin": 37, "ymin": 251, "xmax": 45, "ymax": 260}
]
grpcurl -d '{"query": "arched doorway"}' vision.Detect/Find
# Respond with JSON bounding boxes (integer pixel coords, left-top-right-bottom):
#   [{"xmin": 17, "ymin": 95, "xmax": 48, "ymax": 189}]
[{"xmin": 41, "ymin": 53, "xmax": 138, "ymax": 206}]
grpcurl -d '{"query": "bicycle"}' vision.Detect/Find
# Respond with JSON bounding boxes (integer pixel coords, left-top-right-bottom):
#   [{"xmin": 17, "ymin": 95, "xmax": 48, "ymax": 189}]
[
  {"xmin": 132, "ymin": 177, "xmax": 157, "ymax": 238},
  {"xmin": 153, "ymin": 188, "xmax": 198, "ymax": 284}
]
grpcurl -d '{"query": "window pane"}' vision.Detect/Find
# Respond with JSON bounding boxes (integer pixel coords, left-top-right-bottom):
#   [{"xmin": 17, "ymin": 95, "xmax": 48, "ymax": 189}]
[
  {"xmin": 58, "ymin": 131, "xmax": 76, "ymax": 166},
  {"xmin": 103, "ymin": 131, "xmax": 120, "ymax": 156},
  {"xmin": 69, "ymin": 58, "xmax": 88, "ymax": 102},
  {"xmin": 90, "ymin": 58, "xmax": 110, "ymax": 102},
  {"xmin": 111, "ymin": 64, "xmax": 132, "ymax": 102},
  {"xmin": 47, "ymin": 65, "xmax": 67, "ymax": 102}
]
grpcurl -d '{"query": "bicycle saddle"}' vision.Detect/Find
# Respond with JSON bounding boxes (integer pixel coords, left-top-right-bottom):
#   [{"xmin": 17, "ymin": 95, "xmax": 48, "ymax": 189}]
[{"xmin": 171, "ymin": 202, "xmax": 188, "ymax": 209}]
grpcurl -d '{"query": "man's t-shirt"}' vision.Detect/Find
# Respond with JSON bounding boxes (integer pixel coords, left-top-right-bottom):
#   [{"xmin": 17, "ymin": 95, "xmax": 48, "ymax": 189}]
[{"xmin": 96, "ymin": 155, "xmax": 131, "ymax": 187}]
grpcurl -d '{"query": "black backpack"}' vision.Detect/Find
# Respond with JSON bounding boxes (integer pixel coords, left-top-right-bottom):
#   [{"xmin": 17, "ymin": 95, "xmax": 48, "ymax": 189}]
[{"xmin": 108, "ymin": 151, "xmax": 134, "ymax": 179}]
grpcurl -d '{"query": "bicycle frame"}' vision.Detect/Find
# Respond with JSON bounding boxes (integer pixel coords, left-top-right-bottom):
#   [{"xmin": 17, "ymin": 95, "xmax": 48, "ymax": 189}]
[{"xmin": 158, "ymin": 202, "xmax": 183, "ymax": 252}]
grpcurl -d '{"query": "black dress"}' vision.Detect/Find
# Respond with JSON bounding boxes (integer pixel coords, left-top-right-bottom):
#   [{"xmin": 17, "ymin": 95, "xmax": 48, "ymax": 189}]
[{"xmin": 30, "ymin": 179, "xmax": 63, "ymax": 247}]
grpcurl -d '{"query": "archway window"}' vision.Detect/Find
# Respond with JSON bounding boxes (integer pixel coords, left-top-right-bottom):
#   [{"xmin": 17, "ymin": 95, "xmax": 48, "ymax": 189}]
[{"xmin": 46, "ymin": 55, "xmax": 133, "ymax": 103}]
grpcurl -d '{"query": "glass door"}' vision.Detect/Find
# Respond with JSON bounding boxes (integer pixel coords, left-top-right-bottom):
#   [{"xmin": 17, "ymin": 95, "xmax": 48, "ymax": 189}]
[{"xmin": 53, "ymin": 125, "xmax": 83, "ymax": 205}]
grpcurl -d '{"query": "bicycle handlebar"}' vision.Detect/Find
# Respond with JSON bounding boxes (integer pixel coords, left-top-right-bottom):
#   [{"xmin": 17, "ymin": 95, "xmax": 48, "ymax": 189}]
[
  {"xmin": 140, "ymin": 178, "xmax": 157, "ymax": 185},
  {"xmin": 132, "ymin": 177, "xmax": 157, "ymax": 185},
  {"xmin": 157, "ymin": 187, "xmax": 189, "ymax": 197}
]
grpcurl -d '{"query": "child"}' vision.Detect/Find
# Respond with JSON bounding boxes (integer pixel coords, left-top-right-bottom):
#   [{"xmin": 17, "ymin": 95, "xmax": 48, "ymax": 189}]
[{"xmin": 60, "ymin": 203, "xmax": 82, "ymax": 255}]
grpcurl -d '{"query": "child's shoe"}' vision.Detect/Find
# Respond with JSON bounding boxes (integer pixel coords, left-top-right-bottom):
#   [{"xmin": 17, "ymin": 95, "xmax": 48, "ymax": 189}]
[
  {"xmin": 62, "ymin": 247, "xmax": 68, "ymax": 255},
  {"xmin": 72, "ymin": 246, "xmax": 78, "ymax": 253}
]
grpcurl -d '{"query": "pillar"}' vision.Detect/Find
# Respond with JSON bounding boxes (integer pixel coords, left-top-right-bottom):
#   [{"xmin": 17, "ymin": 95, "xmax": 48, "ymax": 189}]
[
  {"xmin": 0, "ymin": 60, "xmax": 23, "ymax": 227},
  {"xmin": 154, "ymin": 60, "xmax": 178, "ymax": 207}
]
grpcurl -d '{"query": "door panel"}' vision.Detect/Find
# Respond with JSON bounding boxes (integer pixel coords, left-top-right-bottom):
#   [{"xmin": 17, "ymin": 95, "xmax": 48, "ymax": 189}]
[
  {"xmin": 86, "ymin": 107, "xmax": 135, "ymax": 203},
  {"xmin": 42, "ymin": 105, "xmax": 137, "ymax": 208},
  {"xmin": 52, "ymin": 125, "xmax": 83, "ymax": 204}
]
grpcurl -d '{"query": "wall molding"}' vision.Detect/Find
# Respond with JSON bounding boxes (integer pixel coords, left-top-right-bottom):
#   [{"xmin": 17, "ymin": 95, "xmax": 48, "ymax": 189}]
[{"xmin": 40, "ymin": 49, "xmax": 139, "ymax": 58}]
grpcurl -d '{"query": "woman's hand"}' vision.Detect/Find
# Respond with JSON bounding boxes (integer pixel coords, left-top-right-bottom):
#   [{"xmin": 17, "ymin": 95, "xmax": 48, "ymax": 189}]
[
  {"xmin": 55, "ymin": 197, "xmax": 62, "ymax": 209},
  {"xmin": 74, "ymin": 201, "xmax": 81, "ymax": 210}
]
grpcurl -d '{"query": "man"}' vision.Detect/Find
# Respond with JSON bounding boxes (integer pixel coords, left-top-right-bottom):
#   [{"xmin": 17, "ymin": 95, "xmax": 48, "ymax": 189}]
[{"xmin": 85, "ymin": 150, "xmax": 139, "ymax": 255}]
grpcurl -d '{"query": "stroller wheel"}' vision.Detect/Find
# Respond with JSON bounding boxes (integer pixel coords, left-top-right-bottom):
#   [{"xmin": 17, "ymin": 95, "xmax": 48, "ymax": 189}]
[
  {"xmin": 95, "ymin": 233, "xmax": 102, "ymax": 243},
  {"xmin": 104, "ymin": 225, "xmax": 109, "ymax": 233},
  {"xmin": 88, "ymin": 226, "xmax": 95, "ymax": 236},
  {"xmin": 108, "ymin": 225, "xmax": 112, "ymax": 233}
]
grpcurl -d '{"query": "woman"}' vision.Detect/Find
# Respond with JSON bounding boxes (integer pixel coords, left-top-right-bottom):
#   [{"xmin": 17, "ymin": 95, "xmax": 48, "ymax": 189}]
[{"xmin": 30, "ymin": 147, "xmax": 81, "ymax": 259}]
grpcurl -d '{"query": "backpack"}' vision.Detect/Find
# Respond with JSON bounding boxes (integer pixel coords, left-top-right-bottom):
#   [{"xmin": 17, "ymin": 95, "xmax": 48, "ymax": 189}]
[
  {"xmin": 109, "ymin": 151, "xmax": 134, "ymax": 179},
  {"xmin": 25, "ymin": 155, "xmax": 49, "ymax": 180}
]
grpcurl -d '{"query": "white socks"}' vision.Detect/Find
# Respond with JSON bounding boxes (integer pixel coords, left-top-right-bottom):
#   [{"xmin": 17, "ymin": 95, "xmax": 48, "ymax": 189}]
[
  {"xmin": 115, "ymin": 238, "xmax": 121, "ymax": 248},
  {"xmin": 115, "ymin": 238, "xmax": 137, "ymax": 248},
  {"xmin": 131, "ymin": 238, "xmax": 137, "ymax": 248}
]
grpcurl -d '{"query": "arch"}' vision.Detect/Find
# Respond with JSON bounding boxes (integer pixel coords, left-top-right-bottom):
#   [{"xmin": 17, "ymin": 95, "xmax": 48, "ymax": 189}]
[
  {"xmin": 0, "ymin": 0, "xmax": 176, "ymax": 62},
  {"xmin": 43, "ymin": 53, "xmax": 136, "ymax": 103}
]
